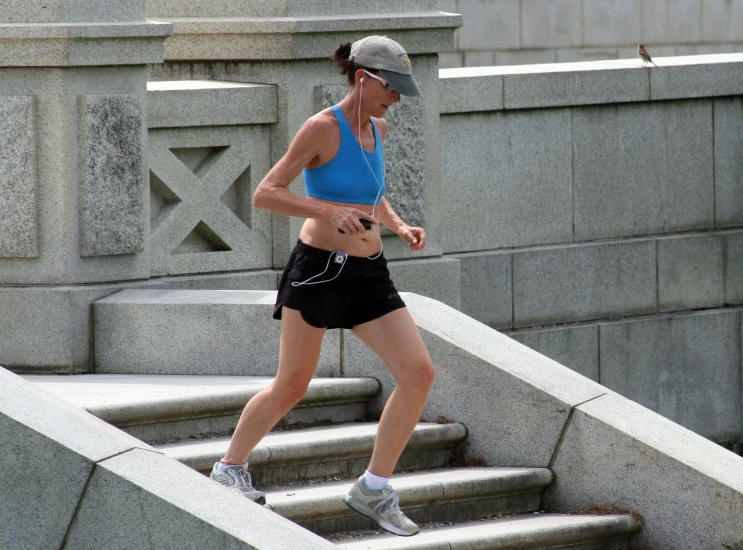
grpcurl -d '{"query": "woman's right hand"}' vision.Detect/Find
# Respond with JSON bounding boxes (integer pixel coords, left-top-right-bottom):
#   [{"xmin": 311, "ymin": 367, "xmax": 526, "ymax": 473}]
[{"xmin": 330, "ymin": 208, "xmax": 378, "ymax": 234}]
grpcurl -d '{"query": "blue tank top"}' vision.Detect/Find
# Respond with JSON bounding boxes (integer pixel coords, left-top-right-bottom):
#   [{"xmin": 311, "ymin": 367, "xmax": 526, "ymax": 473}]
[{"xmin": 304, "ymin": 105, "xmax": 386, "ymax": 205}]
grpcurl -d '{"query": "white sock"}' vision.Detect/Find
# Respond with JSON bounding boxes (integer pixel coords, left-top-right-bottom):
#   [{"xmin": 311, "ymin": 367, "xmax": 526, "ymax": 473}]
[
  {"xmin": 363, "ymin": 470, "xmax": 390, "ymax": 490},
  {"xmin": 219, "ymin": 460, "xmax": 246, "ymax": 468}
]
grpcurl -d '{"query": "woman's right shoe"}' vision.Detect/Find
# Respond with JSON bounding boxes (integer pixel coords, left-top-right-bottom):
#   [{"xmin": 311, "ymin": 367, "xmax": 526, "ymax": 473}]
[{"xmin": 210, "ymin": 461, "xmax": 267, "ymax": 505}]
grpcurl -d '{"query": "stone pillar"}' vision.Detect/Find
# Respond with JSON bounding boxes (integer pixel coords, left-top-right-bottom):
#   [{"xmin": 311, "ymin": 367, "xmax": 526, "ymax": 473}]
[
  {"xmin": 146, "ymin": 0, "xmax": 461, "ymax": 278},
  {"xmin": 0, "ymin": 2, "xmax": 170, "ymax": 371}
]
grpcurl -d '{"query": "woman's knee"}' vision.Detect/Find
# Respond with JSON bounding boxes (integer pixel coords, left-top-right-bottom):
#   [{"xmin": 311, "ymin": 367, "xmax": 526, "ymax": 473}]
[
  {"xmin": 400, "ymin": 358, "xmax": 435, "ymax": 391},
  {"xmin": 270, "ymin": 378, "xmax": 311, "ymax": 409}
]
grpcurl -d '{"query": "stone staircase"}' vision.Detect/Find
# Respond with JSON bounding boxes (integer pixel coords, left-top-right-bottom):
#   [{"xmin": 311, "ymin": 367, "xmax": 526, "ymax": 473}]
[{"xmin": 26, "ymin": 372, "xmax": 641, "ymax": 549}]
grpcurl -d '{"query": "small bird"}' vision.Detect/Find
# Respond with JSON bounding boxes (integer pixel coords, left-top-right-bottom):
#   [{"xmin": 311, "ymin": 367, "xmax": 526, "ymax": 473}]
[{"xmin": 638, "ymin": 43, "xmax": 657, "ymax": 67}]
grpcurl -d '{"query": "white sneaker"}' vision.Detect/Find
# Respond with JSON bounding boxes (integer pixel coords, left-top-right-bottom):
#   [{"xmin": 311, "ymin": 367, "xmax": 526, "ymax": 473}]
[
  {"xmin": 209, "ymin": 462, "xmax": 266, "ymax": 504},
  {"xmin": 344, "ymin": 476, "xmax": 419, "ymax": 536}
]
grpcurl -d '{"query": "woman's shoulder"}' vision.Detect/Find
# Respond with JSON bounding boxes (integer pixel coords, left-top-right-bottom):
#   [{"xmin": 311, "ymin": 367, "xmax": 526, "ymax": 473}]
[
  {"xmin": 299, "ymin": 108, "xmax": 339, "ymax": 139},
  {"xmin": 372, "ymin": 116, "xmax": 388, "ymax": 141},
  {"xmin": 292, "ymin": 108, "xmax": 338, "ymax": 144}
]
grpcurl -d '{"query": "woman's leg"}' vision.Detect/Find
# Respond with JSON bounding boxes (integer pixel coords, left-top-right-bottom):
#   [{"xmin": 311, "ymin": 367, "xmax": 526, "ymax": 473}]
[
  {"xmin": 351, "ymin": 307, "xmax": 436, "ymax": 478},
  {"xmin": 222, "ymin": 307, "xmax": 326, "ymax": 464}
]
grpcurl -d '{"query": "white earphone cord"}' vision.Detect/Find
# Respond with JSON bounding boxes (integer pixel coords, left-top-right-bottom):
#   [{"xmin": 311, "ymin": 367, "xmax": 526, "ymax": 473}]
[
  {"xmin": 290, "ymin": 77, "xmax": 384, "ymax": 287},
  {"xmin": 358, "ymin": 77, "xmax": 384, "ymax": 260},
  {"xmin": 290, "ymin": 251, "xmax": 347, "ymax": 287}
]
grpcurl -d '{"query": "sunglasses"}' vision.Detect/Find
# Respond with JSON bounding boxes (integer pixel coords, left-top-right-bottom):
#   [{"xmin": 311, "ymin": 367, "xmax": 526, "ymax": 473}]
[{"xmin": 362, "ymin": 69, "xmax": 397, "ymax": 92}]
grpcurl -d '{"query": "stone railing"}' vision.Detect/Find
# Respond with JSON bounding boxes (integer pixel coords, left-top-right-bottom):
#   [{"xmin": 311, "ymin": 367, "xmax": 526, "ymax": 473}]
[{"xmin": 345, "ymin": 293, "xmax": 743, "ymax": 550}]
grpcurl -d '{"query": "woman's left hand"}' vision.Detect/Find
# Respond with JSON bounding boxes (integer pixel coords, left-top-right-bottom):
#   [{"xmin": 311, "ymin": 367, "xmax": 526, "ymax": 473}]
[{"xmin": 399, "ymin": 225, "xmax": 427, "ymax": 251}]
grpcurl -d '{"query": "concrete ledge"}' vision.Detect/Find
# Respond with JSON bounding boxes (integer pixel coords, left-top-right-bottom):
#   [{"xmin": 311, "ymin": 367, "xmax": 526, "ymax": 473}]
[
  {"xmin": 0, "ymin": 367, "xmax": 334, "ymax": 549},
  {"xmin": 547, "ymin": 393, "xmax": 743, "ymax": 550},
  {"xmin": 147, "ymin": 80, "xmax": 278, "ymax": 128},
  {"xmin": 64, "ymin": 448, "xmax": 335, "ymax": 549},
  {"xmin": 0, "ymin": 368, "xmax": 153, "ymax": 550},
  {"xmin": 440, "ymin": 53, "xmax": 743, "ymax": 113},
  {"xmin": 93, "ymin": 289, "xmax": 340, "ymax": 376},
  {"xmin": 344, "ymin": 293, "xmax": 743, "ymax": 549}
]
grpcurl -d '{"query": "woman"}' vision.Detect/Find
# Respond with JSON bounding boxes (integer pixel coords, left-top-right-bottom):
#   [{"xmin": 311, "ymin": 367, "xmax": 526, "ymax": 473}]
[{"xmin": 210, "ymin": 35, "xmax": 435, "ymax": 538}]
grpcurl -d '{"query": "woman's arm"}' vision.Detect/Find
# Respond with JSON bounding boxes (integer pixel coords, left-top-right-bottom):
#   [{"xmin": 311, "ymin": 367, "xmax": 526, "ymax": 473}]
[
  {"xmin": 253, "ymin": 113, "xmax": 376, "ymax": 234},
  {"xmin": 376, "ymin": 197, "xmax": 427, "ymax": 251}
]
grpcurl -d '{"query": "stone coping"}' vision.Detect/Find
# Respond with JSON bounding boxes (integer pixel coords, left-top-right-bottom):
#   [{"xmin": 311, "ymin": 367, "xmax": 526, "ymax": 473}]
[
  {"xmin": 147, "ymin": 80, "xmax": 278, "ymax": 128},
  {"xmin": 440, "ymin": 52, "xmax": 743, "ymax": 113},
  {"xmin": 0, "ymin": 21, "xmax": 172, "ymax": 38},
  {"xmin": 147, "ymin": 0, "xmax": 440, "ymax": 18},
  {"xmin": 152, "ymin": 12, "xmax": 461, "ymax": 35},
  {"xmin": 0, "ymin": 21, "xmax": 171, "ymax": 66}
]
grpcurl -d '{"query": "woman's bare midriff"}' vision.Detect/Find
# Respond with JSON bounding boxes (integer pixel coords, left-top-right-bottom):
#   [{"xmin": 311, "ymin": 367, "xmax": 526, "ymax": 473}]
[{"xmin": 298, "ymin": 199, "xmax": 383, "ymax": 257}]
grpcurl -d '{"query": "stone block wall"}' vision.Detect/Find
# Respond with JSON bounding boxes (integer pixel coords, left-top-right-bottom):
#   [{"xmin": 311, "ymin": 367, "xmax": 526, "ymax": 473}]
[
  {"xmin": 441, "ymin": 54, "xmax": 743, "ymax": 446},
  {"xmin": 439, "ymin": 0, "xmax": 743, "ymax": 68}
]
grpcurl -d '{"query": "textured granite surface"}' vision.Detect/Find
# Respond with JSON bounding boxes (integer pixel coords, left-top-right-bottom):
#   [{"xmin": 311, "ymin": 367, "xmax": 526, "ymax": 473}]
[
  {"xmin": 0, "ymin": 96, "xmax": 37, "ymax": 258},
  {"xmin": 79, "ymin": 94, "xmax": 144, "ymax": 257}
]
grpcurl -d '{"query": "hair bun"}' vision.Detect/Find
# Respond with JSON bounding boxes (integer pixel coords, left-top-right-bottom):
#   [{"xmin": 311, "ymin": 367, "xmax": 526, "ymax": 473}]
[
  {"xmin": 331, "ymin": 42, "xmax": 361, "ymax": 85},
  {"xmin": 333, "ymin": 42, "xmax": 352, "ymax": 64}
]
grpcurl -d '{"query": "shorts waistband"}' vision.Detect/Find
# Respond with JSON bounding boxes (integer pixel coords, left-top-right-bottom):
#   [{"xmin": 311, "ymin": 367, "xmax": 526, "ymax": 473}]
[{"xmin": 295, "ymin": 239, "xmax": 383, "ymax": 263}]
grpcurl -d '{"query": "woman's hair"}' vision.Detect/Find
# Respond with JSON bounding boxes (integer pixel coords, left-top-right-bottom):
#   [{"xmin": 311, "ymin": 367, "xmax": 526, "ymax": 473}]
[{"xmin": 332, "ymin": 42, "xmax": 365, "ymax": 86}]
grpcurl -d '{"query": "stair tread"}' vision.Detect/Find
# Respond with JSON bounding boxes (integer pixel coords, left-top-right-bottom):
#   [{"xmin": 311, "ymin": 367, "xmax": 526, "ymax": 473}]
[
  {"xmin": 23, "ymin": 374, "xmax": 379, "ymax": 424},
  {"xmin": 159, "ymin": 421, "xmax": 467, "ymax": 467},
  {"xmin": 264, "ymin": 467, "xmax": 552, "ymax": 521},
  {"xmin": 332, "ymin": 513, "xmax": 641, "ymax": 549}
]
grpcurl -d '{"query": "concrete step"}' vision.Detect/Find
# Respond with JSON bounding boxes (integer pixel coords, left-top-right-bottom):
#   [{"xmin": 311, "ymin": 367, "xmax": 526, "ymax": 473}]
[
  {"xmin": 159, "ymin": 422, "xmax": 467, "ymax": 488},
  {"xmin": 332, "ymin": 514, "xmax": 641, "ymax": 550},
  {"xmin": 24, "ymin": 374, "xmax": 379, "ymax": 444},
  {"xmin": 264, "ymin": 468, "xmax": 553, "ymax": 536}
]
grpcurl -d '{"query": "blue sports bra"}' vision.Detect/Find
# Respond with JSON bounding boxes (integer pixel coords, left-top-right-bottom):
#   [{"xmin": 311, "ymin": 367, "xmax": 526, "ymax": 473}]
[{"xmin": 304, "ymin": 105, "xmax": 386, "ymax": 205}]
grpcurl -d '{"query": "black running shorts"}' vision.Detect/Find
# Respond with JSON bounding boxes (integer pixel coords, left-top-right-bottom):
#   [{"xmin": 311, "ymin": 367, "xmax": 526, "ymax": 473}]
[{"xmin": 273, "ymin": 240, "xmax": 406, "ymax": 329}]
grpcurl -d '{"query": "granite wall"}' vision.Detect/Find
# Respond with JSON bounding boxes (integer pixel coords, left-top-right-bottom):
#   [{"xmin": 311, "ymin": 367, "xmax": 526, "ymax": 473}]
[{"xmin": 440, "ymin": 54, "xmax": 743, "ymax": 448}]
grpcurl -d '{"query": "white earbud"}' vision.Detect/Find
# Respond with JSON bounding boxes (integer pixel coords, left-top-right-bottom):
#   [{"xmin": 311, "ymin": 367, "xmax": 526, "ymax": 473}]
[{"xmin": 360, "ymin": 77, "xmax": 365, "ymax": 83}]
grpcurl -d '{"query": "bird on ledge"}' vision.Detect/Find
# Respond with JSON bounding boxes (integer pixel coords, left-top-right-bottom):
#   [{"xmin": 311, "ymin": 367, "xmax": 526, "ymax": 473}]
[{"xmin": 638, "ymin": 43, "xmax": 658, "ymax": 67}]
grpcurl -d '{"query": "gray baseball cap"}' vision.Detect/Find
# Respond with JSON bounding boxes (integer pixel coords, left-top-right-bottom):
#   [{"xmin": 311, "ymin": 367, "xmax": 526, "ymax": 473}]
[{"xmin": 350, "ymin": 35, "xmax": 422, "ymax": 97}]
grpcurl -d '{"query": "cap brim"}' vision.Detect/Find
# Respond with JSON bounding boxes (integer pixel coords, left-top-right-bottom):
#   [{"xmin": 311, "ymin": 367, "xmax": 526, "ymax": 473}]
[{"xmin": 379, "ymin": 70, "xmax": 422, "ymax": 98}]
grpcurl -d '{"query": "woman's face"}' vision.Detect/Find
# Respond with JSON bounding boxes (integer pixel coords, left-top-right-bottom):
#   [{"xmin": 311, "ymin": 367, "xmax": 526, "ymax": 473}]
[{"xmin": 360, "ymin": 70, "xmax": 401, "ymax": 117}]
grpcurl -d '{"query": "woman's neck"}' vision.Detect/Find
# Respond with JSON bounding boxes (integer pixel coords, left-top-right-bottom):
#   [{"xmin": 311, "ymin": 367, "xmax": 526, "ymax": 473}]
[{"xmin": 338, "ymin": 93, "xmax": 372, "ymax": 131}]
